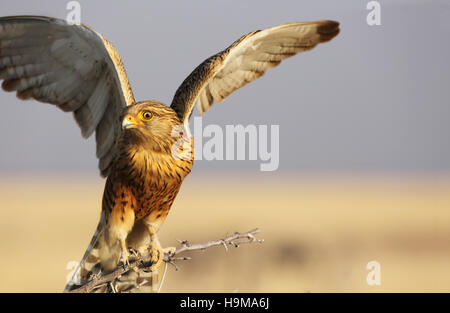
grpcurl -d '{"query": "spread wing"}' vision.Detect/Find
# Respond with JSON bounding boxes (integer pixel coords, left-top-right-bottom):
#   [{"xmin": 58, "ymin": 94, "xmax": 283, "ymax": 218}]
[
  {"xmin": 171, "ymin": 20, "xmax": 340, "ymax": 123},
  {"xmin": 0, "ymin": 16, "xmax": 135, "ymax": 177}
]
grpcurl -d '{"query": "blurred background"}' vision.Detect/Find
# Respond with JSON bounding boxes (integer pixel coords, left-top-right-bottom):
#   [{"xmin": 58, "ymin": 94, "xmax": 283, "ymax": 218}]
[{"xmin": 0, "ymin": 0, "xmax": 449, "ymax": 292}]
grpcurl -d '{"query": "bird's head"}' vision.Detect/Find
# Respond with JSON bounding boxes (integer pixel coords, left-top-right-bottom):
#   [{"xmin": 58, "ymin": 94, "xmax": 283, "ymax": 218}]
[{"xmin": 120, "ymin": 101, "xmax": 185, "ymax": 153}]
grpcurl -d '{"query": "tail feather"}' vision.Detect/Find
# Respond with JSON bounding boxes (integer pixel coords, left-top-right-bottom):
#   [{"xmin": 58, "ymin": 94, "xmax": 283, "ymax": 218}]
[
  {"xmin": 64, "ymin": 211, "xmax": 109, "ymax": 292},
  {"xmin": 114, "ymin": 269, "xmax": 160, "ymax": 293},
  {"xmin": 63, "ymin": 212, "xmax": 160, "ymax": 293}
]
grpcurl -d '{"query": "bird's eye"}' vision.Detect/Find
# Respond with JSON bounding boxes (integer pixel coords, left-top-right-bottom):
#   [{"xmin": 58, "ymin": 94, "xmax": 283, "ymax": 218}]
[{"xmin": 139, "ymin": 111, "xmax": 153, "ymax": 122}]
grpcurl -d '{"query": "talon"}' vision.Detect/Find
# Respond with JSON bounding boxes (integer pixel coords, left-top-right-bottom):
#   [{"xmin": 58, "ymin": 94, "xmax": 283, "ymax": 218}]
[
  {"xmin": 129, "ymin": 248, "xmax": 140, "ymax": 259},
  {"xmin": 120, "ymin": 250, "xmax": 130, "ymax": 269}
]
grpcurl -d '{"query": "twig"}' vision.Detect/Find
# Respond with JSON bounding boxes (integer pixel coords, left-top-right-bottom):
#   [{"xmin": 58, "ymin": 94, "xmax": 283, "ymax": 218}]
[
  {"xmin": 68, "ymin": 228, "xmax": 263, "ymax": 293},
  {"xmin": 165, "ymin": 228, "xmax": 263, "ymax": 263}
]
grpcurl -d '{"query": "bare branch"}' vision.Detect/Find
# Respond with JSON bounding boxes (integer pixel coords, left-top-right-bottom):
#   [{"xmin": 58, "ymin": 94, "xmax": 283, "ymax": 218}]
[
  {"xmin": 68, "ymin": 228, "xmax": 263, "ymax": 293},
  {"xmin": 165, "ymin": 228, "xmax": 263, "ymax": 262}
]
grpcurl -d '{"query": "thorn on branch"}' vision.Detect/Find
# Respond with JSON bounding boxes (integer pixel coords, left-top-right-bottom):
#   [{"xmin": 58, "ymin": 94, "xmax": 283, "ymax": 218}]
[{"xmin": 68, "ymin": 228, "xmax": 263, "ymax": 293}]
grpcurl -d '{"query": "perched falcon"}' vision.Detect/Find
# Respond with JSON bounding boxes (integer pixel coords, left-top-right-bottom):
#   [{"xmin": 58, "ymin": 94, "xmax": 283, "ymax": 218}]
[{"xmin": 0, "ymin": 16, "xmax": 340, "ymax": 292}]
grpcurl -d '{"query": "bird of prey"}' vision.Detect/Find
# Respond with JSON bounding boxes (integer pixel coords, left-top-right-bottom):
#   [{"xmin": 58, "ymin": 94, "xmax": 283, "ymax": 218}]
[{"xmin": 0, "ymin": 16, "xmax": 340, "ymax": 292}]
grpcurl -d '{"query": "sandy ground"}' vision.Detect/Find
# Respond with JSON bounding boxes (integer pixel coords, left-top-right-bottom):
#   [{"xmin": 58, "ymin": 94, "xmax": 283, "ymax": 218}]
[{"xmin": 0, "ymin": 172, "xmax": 449, "ymax": 292}]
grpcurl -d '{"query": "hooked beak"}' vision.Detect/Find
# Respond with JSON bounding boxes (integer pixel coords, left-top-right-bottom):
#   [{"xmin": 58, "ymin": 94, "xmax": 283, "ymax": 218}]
[{"xmin": 122, "ymin": 114, "xmax": 138, "ymax": 129}]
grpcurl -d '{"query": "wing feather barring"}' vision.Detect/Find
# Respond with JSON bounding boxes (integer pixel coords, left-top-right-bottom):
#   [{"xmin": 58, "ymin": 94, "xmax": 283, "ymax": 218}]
[{"xmin": 0, "ymin": 16, "xmax": 339, "ymax": 292}]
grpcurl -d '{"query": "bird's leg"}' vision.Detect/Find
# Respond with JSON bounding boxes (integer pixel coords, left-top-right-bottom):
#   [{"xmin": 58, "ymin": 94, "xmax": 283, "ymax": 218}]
[
  {"xmin": 145, "ymin": 225, "xmax": 175, "ymax": 271},
  {"xmin": 146, "ymin": 225, "xmax": 163, "ymax": 270},
  {"xmin": 119, "ymin": 238, "xmax": 130, "ymax": 268}
]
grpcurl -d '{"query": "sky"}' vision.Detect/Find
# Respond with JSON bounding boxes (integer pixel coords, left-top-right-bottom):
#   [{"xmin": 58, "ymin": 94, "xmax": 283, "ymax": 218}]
[{"xmin": 0, "ymin": 0, "xmax": 449, "ymax": 174}]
